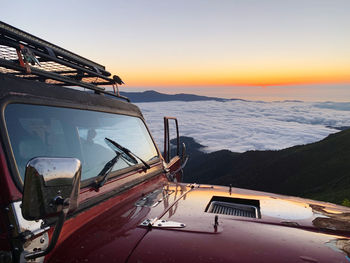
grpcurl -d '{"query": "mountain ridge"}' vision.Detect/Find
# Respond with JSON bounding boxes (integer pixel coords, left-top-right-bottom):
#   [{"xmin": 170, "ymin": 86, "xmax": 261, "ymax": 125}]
[
  {"xmin": 180, "ymin": 129, "xmax": 350, "ymax": 205},
  {"xmin": 119, "ymin": 90, "xmax": 246, "ymax": 103}
]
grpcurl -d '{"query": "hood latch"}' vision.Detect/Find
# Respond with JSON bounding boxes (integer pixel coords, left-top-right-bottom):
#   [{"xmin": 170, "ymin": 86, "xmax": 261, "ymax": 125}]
[{"xmin": 140, "ymin": 218, "xmax": 186, "ymax": 229}]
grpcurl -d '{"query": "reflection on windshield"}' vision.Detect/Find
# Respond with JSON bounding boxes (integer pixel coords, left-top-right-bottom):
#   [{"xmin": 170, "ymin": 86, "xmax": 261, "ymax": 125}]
[{"xmin": 5, "ymin": 104, "xmax": 159, "ymax": 181}]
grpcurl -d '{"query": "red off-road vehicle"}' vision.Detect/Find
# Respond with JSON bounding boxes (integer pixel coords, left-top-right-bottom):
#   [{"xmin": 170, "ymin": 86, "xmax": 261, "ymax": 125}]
[{"xmin": 1, "ymin": 22, "xmax": 350, "ymax": 263}]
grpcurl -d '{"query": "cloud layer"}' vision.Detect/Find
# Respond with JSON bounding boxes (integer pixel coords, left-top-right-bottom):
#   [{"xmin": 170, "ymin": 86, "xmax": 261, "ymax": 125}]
[{"xmin": 137, "ymin": 100, "xmax": 350, "ymax": 153}]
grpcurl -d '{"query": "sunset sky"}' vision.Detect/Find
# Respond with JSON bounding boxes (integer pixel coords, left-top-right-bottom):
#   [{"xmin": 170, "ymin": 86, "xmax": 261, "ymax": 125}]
[{"xmin": 2, "ymin": 0, "xmax": 350, "ymax": 101}]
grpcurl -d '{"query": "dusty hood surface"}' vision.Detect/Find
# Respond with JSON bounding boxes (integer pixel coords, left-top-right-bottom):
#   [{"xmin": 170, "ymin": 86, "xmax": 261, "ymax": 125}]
[{"xmin": 129, "ymin": 184, "xmax": 350, "ymax": 263}]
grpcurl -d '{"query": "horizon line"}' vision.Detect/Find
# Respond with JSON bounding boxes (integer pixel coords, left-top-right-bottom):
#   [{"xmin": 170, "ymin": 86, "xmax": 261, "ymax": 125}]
[{"xmin": 122, "ymin": 80, "xmax": 350, "ymax": 88}]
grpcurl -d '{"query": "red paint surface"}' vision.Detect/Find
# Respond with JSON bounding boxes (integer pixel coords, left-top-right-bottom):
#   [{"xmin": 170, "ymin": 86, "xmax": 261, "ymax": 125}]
[
  {"xmin": 47, "ymin": 183, "xmax": 350, "ymax": 263},
  {"xmin": 129, "ymin": 185, "xmax": 350, "ymax": 262},
  {"xmin": 128, "ymin": 222, "xmax": 346, "ymax": 263},
  {"xmin": 46, "ymin": 172, "xmax": 169, "ymax": 262}
]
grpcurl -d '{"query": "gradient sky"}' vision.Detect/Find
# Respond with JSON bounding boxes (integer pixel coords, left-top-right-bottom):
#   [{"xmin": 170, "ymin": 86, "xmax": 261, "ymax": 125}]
[{"xmin": 2, "ymin": 0, "xmax": 350, "ymax": 101}]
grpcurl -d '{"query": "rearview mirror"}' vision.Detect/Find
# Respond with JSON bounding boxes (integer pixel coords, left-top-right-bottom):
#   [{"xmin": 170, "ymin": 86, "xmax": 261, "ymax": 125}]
[{"xmin": 21, "ymin": 157, "xmax": 81, "ymax": 260}]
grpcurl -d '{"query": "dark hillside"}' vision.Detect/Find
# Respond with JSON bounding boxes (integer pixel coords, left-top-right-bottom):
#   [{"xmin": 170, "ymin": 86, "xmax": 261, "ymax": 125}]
[{"xmin": 182, "ymin": 129, "xmax": 350, "ymax": 204}]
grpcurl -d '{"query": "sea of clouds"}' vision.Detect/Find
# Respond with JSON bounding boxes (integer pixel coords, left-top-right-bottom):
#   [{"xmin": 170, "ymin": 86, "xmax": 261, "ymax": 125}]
[{"xmin": 137, "ymin": 100, "xmax": 350, "ymax": 153}]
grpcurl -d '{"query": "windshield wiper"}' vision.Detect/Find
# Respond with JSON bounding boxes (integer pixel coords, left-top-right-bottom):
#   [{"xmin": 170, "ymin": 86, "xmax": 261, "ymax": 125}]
[
  {"xmin": 94, "ymin": 138, "xmax": 151, "ymax": 189},
  {"xmin": 94, "ymin": 154, "xmax": 121, "ymax": 189},
  {"xmin": 105, "ymin": 138, "xmax": 151, "ymax": 170}
]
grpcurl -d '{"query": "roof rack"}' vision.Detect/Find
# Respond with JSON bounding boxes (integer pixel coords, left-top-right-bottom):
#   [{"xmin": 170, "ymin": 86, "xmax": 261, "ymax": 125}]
[{"xmin": 0, "ymin": 21, "xmax": 129, "ymax": 102}]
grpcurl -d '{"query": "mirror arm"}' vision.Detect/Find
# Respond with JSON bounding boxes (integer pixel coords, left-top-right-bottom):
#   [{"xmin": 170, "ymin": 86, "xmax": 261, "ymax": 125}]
[
  {"xmin": 181, "ymin": 143, "xmax": 188, "ymax": 165},
  {"xmin": 24, "ymin": 210, "xmax": 67, "ymax": 260},
  {"xmin": 181, "ymin": 155, "xmax": 189, "ymax": 170},
  {"xmin": 164, "ymin": 156, "xmax": 188, "ymax": 182}
]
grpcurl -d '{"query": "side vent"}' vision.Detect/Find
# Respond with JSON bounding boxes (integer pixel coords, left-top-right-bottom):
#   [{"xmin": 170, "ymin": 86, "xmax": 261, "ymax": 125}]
[{"xmin": 205, "ymin": 196, "xmax": 260, "ymax": 218}]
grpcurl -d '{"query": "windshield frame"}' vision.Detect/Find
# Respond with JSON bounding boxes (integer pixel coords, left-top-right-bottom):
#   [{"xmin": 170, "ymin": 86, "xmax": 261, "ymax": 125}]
[{"xmin": 0, "ymin": 96, "xmax": 161, "ymax": 191}]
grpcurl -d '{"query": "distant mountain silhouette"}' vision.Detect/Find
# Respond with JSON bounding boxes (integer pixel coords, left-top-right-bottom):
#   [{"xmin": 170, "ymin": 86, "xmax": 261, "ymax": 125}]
[
  {"xmin": 179, "ymin": 129, "xmax": 350, "ymax": 205},
  {"xmin": 119, "ymin": 90, "xmax": 246, "ymax": 103}
]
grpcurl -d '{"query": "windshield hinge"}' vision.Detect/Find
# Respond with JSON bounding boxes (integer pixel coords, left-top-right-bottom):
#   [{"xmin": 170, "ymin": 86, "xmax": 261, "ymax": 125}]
[{"xmin": 7, "ymin": 201, "xmax": 49, "ymax": 262}]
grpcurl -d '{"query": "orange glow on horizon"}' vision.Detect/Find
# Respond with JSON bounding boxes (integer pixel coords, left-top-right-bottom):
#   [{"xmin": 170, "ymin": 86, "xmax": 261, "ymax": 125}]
[
  {"xmin": 111, "ymin": 60, "xmax": 350, "ymax": 87},
  {"xmin": 116, "ymin": 70, "xmax": 350, "ymax": 87}
]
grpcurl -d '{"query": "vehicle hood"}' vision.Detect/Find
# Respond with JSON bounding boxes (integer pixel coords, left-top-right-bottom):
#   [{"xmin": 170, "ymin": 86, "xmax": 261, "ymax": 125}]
[
  {"xmin": 129, "ymin": 183, "xmax": 350, "ymax": 263},
  {"xmin": 145, "ymin": 183, "xmax": 350, "ymax": 233}
]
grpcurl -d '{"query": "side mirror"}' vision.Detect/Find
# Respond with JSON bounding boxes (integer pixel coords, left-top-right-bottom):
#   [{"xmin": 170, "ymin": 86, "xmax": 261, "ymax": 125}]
[
  {"xmin": 163, "ymin": 117, "xmax": 179, "ymax": 163},
  {"xmin": 22, "ymin": 157, "xmax": 81, "ymax": 260}
]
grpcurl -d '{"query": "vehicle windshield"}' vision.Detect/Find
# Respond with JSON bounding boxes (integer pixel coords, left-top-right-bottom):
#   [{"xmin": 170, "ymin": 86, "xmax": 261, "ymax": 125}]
[{"xmin": 5, "ymin": 103, "xmax": 159, "ymax": 182}]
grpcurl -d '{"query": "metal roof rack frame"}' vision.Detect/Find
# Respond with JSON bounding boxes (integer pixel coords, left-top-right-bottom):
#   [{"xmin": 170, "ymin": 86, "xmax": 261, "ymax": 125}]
[{"xmin": 0, "ymin": 21, "xmax": 129, "ymax": 102}]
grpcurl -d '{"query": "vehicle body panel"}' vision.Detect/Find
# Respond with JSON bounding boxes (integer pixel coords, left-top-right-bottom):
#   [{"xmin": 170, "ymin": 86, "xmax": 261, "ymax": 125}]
[
  {"xmin": 46, "ymin": 175, "xmax": 169, "ymax": 262},
  {"xmin": 47, "ymin": 183, "xmax": 350, "ymax": 262},
  {"xmin": 129, "ymin": 220, "xmax": 349, "ymax": 263}
]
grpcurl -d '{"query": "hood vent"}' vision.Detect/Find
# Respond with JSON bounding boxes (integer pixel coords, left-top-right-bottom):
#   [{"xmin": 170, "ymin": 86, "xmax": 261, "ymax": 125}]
[{"xmin": 206, "ymin": 196, "xmax": 260, "ymax": 218}]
